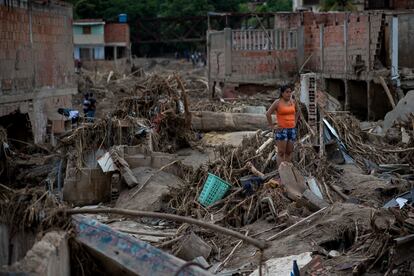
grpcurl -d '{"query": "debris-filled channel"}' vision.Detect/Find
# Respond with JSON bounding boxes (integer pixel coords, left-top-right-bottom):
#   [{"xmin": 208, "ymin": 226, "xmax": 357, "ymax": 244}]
[
  {"xmin": 4, "ymin": 0, "xmax": 414, "ymax": 274},
  {"xmin": 1, "ymin": 59, "xmax": 414, "ymax": 275}
]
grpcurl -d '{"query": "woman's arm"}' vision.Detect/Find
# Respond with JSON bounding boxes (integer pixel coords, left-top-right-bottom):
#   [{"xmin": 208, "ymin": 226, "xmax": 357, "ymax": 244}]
[{"xmin": 266, "ymin": 100, "xmax": 278, "ymax": 129}]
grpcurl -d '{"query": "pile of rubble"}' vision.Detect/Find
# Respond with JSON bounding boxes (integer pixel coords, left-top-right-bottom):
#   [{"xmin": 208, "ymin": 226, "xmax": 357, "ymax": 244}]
[{"xmin": 1, "ymin": 65, "xmax": 414, "ymax": 276}]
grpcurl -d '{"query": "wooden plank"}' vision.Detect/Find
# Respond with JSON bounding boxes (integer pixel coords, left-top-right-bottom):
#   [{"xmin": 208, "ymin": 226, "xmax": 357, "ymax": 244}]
[{"xmin": 378, "ymin": 76, "xmax": 396, "ymax": 108}]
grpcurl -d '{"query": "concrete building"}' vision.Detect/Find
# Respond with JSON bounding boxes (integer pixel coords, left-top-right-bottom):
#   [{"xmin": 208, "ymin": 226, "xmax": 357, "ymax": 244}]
[
  {"xmin": 0, "ymin": 0, "xmax": 76, "ymax": 144},
  {"xmin": 73, "ymin": 20, "xmax": 131, "ymax": 71},
  {"xmin": 207, "ymin": 10, "xmax": 414, "ymax": 121},
  {"xmin": 73, "ymin": 19, "xmax": 105, "ymax": 61},
  {"xmin": 293, "ymin": 0, "xmax": 321, "ymax": 11}
]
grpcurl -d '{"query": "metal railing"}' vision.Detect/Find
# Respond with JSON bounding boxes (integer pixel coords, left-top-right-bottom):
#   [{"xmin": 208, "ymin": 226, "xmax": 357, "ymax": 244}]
[{"xmin": 232, "ymin": 29, "xmax": 297, "ymax": 51}]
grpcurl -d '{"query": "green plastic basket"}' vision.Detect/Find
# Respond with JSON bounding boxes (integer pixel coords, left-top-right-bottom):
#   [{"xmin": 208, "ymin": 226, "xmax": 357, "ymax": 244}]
[{"xmin": 198, "ymin": 173, "xmax": 231, "ymax": 207}]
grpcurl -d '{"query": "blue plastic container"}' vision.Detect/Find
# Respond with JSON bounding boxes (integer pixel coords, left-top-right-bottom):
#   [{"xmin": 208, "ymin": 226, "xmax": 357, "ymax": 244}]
[
  {"xmin": 119, "ymin": 14, "xmax": 127, "ymax": 23},
  {"xmin": 198, "ymin": 173, "xmax": 231, "ymax": 207}
]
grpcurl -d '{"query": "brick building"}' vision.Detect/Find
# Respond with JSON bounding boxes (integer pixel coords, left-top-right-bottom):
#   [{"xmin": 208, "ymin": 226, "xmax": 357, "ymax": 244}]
[
  {"xmin": 293, "ymin": 0, "xmax": 414, "ymax": 11},
  {"xmin": 0, "ymin": 0, "xmax": 76, "ymax": 143},
  {"xmin": 207, "ymin": 10, "xmax": 414, "ymax": 120},
  {"xmin": 104, "ymin": 23, "xmax": 130, "ymax": 61}
]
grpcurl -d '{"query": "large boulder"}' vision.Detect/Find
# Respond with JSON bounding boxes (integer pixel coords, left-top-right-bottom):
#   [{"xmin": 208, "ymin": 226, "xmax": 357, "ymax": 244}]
[
  {"xmin": 383, "ymin": 90, "xmax": 414, "ymax": 131},
  {"xmin": 116, "ymin": 167, "xmax": 183, "ymax": 212}
]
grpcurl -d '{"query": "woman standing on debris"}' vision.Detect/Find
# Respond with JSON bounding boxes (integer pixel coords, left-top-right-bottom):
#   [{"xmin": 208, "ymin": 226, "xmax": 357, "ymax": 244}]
[{"xmin": 266, "ymin": 85, "xmax": 298, "ymax": 169}]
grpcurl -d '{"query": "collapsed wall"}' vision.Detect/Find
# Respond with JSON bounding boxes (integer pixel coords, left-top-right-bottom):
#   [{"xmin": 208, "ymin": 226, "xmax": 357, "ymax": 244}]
[{"xmin": 208, "ymin": 11, "xmax": 414, "ymax": 120}]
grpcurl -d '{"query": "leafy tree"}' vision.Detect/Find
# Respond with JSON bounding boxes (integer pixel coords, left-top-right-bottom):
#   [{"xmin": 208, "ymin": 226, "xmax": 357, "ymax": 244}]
[
  {"xmin": 239, "ymin": 0, "xmax": 292, "ymax": 13},
  {"xmin": 67, "ymin": 0, "xmax": 161, "ymax": 20},
  {"xmin": 65, "ymin": 0, "xmax": 293, "ymax": 55},
  {"xmin": 212, "ymin": 0, "xmax": 248, "ymax": 12},
  {"xmin": 320, "ymin": 0, "xmax": 356, "ymax": 11},
  {"xmin": 265, "ymin": 0, "xmax": 292, "ymax": 12},
  {"xmin": 160, "ymin": 0, "xmax": 213, "ymax": 17}
]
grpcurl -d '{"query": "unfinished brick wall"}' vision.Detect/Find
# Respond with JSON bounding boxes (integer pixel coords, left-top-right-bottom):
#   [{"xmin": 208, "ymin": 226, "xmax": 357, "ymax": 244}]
[
  {"xmin": 274, "ymin": 13, "xmax": 301, "ymax": 29},
  {"xmin": 303, "ymin": 13, "xmax": 321, "ymax": 72},
  {"xmin": 0, "ymin": 1, "xmax": 75, "ymax": 143},
  {"xmin": 208, "ymin": 11, "xmax": 388, "ymax": 90},
  {"xmin": 231, "ymin": 50, "xmax": 297, "ymax": 82},
  {"xmin": 322, "ymin": 13, "xmax": 346, "ymax": 75},
  {"xmin": 346, "ymin": 14, "xmax": 370, "ymax": 74},
  {"xmin": 393, "ymin": 0, "xmax": 414, "ymax": 9},
  {"xmin": 105, "ymin": 23, "xmax": 130, "ymax": 43},
  {"xmin": 301, "ymin": 12, "xmax": 382, "ymax": 77},
  {"xmin": 208, "ymin": 31, "xmax": 226, "ymax": 81},
  {"xmin": 0, "ymin": 1, "xmax": 74, "ymax": 94}
]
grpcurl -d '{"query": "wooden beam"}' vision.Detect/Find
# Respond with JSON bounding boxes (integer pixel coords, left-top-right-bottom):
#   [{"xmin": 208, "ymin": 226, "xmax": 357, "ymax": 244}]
[{"xmin": 378, "ymin": 76, "xmax": 396, "ymax": 108}]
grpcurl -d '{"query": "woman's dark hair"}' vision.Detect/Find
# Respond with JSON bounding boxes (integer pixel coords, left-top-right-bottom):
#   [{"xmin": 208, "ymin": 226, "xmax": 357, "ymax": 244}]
[{"xmin": 280, "ymin": 84, "xmax": 292, "ymax": 94}]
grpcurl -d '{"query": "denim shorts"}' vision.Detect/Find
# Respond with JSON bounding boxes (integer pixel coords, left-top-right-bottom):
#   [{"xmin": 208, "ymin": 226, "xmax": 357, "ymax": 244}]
[{"xmin": 274, "ymin": 128, "xmax": 297, "ymax": 141}]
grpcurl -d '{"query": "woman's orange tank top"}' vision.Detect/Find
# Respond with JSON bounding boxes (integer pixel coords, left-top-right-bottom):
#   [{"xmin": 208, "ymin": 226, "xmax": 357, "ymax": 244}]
[{"xmin": 276, "ymin": 101, "xmax": 296, "ymax": 128}]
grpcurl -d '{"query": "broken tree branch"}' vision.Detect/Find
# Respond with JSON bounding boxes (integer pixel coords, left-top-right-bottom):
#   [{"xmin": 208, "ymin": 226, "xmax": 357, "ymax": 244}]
[
  {"xmin": 114, "ymin": 228, "xmax": 176, "ymax": 237},
  {"xmin": 380, "ymin": 147, "xmax": 414, "ymax": 153},
  {"xmin": 266, "ymin": 207, "xmax": 328, "ymax": 241},
  {"xmin": 217, "ymin": 230, "xmax": 250, "ymax": 272},
  {"xmin": 378, "ymin": 76, "xmax": 396, "ymax": 109},
  {"xmin": 64, "ymin": 207, "xmax": 268, "ymax": 250},
  {"xmin": 328, "ymin": 183, "xmax": 349, "ymax": 201},
  {"xmin": 246, "ymin": 161, "xmax": 265, "ymax": 178},
  {"xmin": 131, "ymin": 160, "xmax": 179, "ymax": 198}
]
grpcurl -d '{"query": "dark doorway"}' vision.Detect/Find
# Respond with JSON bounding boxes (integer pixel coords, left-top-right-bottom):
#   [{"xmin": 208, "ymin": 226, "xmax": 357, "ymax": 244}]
[
  {"xmin": 105, "ymin": 46, "xmax": 115, "ymax": 60},
  {"xmin": 348, "ymin": 81, "xmax": 368, "ymax": 120},
  {"xmin": 326, "ymin": 79, "xmax": 345, "ymax": 108},
  {"xmin": 0, "ymin": 111, "xmax": 33, "ymax": 148},
  {"xmin": 117, "ymin": 46, "xmax": 127, "ymax": 59},
  {"xmin": 369, "ymin": 82, "xmax": 393, "ymax": 120}
]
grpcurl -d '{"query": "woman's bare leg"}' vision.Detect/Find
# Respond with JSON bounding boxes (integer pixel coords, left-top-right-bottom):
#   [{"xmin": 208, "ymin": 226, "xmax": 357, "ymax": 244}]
[
  {"xmin": 285, "ymin": 141, "xmax": 294, "ymax": 163},
  {"xmin": 276, "ymin": 140, "xmax": 287, "ymax": 169}
]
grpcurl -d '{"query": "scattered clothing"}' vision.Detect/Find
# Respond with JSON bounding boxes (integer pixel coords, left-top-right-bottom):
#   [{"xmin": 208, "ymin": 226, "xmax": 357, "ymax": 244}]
[
  {"xmin": 57, "ymin": 108, "xmax": 79, "ymax": 124},
  {"xmin": 68, "ymin": 110, "xmax": 79, "ymax": 120}
]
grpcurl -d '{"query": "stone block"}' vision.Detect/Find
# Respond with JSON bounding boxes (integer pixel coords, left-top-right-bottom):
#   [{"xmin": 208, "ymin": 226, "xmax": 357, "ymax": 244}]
[
  {"xmin": 63, "ymin": 167, "xmax": 112, "ymax": 206},
  {"xmin": 125, "ymin": 154, "xmax": 152, "ymax": 168},
  {"xmin": 302, "ymin": 189, "xmax": 329, "ymax": 211},
  {"xmin": 175, "ymin": 232, "xmax": 212, "ymax": 261},
  {"xmin": 1, "ymin": 231, "xmax": 69, "ymax": 276}
]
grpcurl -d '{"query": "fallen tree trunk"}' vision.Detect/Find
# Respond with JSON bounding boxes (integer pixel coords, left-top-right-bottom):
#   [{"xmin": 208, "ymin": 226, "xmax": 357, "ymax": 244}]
[
  {"xmin": 191, "ymin": 111, "xmax": 276, "ymax": 131},
  {"xmin": 65, "ymin": 207, "xmax": 268, "ymax": 250}
]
